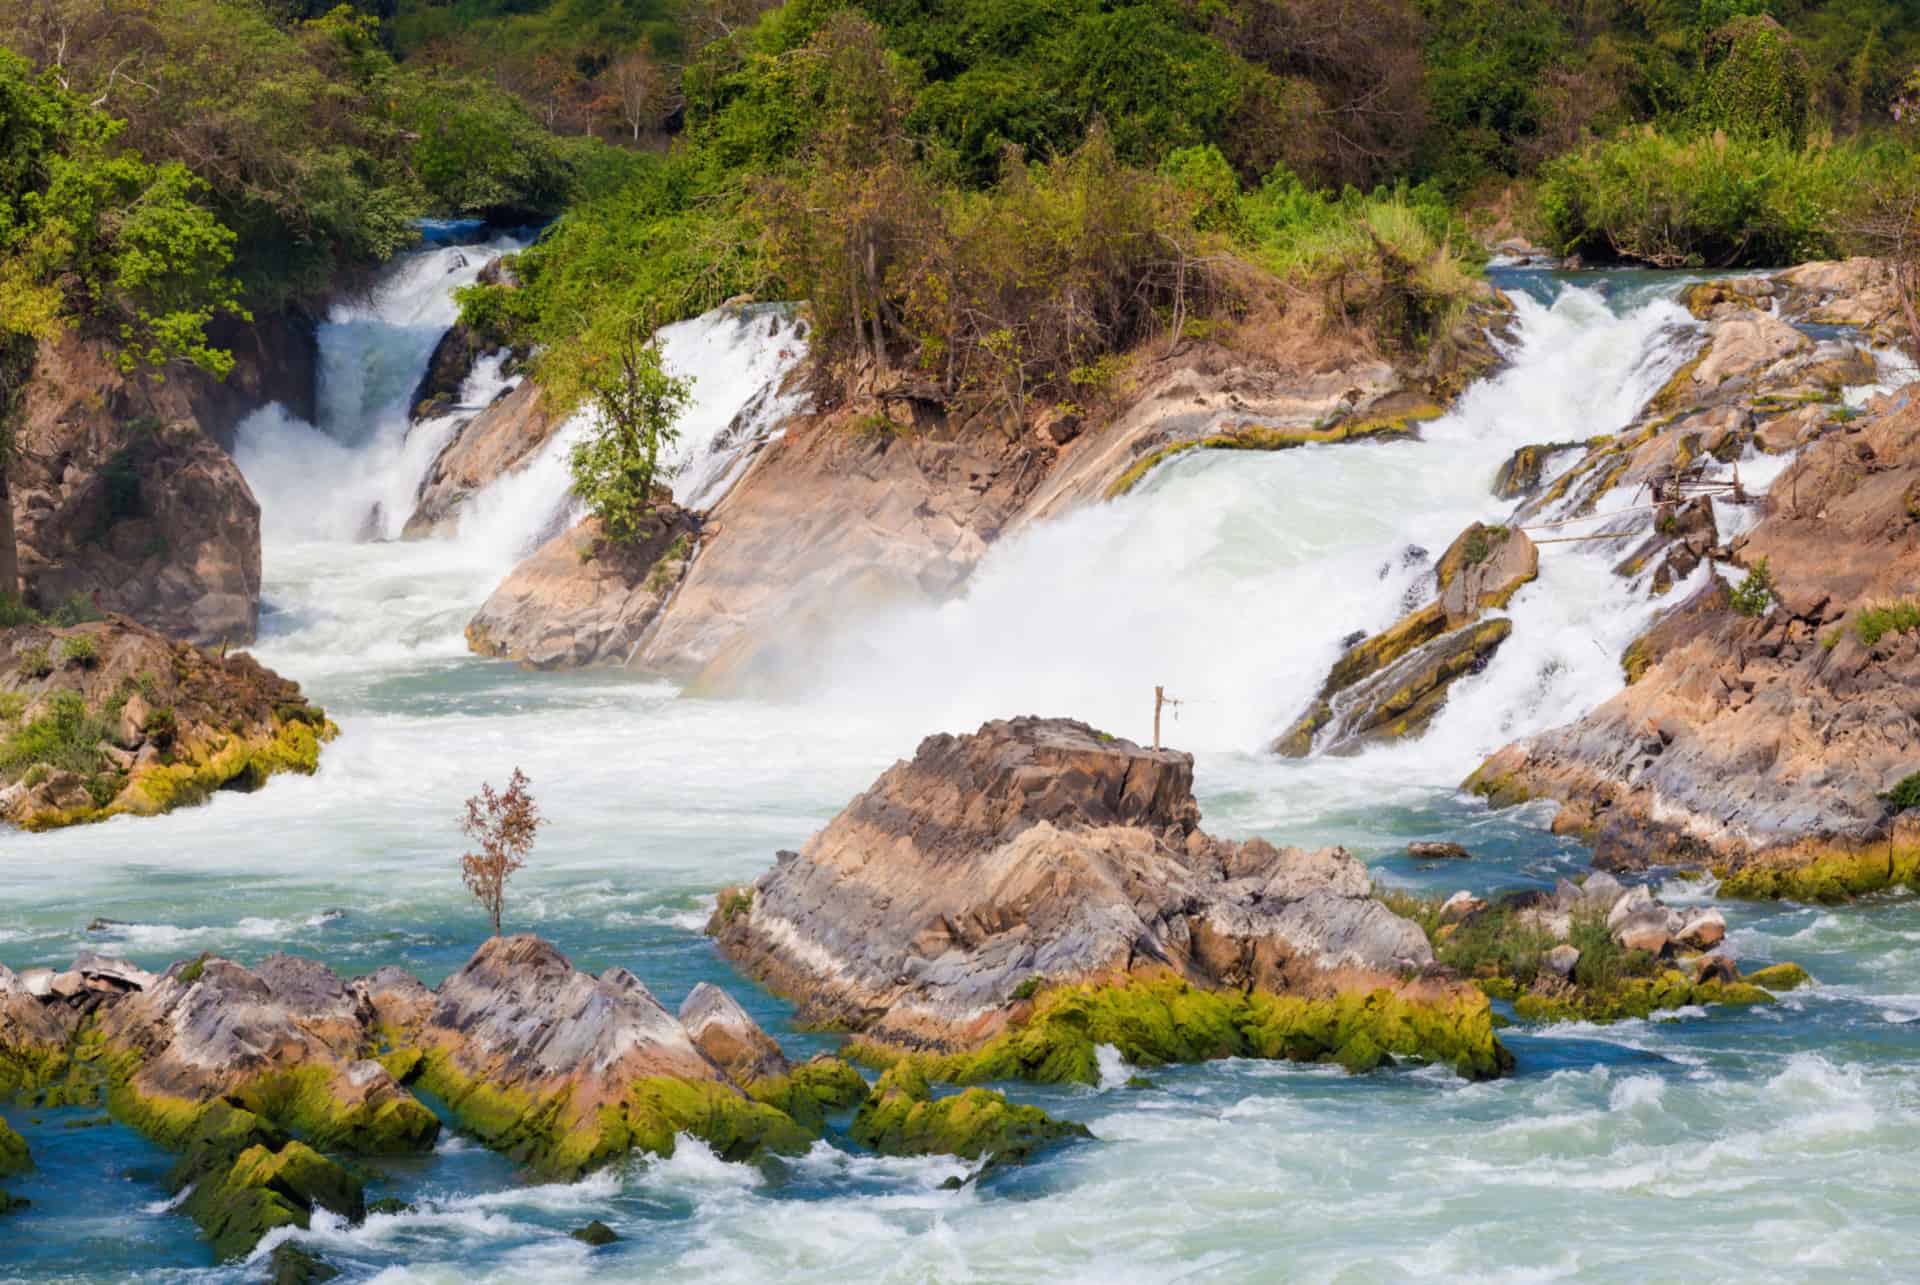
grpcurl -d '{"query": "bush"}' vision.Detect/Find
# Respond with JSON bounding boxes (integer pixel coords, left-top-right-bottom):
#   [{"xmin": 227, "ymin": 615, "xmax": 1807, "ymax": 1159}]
[
  {"xmin": 568, "ymin": 331, "xmax": 692, "ymax": 543},
  {"xmin": 1537, "ymin": 128, "xmax": 1891, "ymax": 268},
  {"xmin": 59, "ymin": 635, "xmax": 98, "ymax": 668},
  {"xmin": 46, "ymin": 595, "xmax": 102, "ymax": 627},
  {"xmin": 1729, "ymin": 557, "xmax": 1776, "ymax": 616},
  {"xmin": 1882, "ymin": 772, "xmax": 1920, "ymax": 812},
  {"xmin": 1696, "ymin": 16, "xmax": 1812, "ymax": 148},
  {"xmin": 16, "ymin": 646, "xmax": 51, "ymax": 679}
]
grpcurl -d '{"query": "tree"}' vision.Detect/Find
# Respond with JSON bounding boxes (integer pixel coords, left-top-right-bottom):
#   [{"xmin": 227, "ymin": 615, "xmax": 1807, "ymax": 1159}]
[
  {"xmin": 459, "ymin": 767, "xmax": 543, "ymax": 937},
  {"xmin": 608, "ymin": 46, "xmax": 667, "ymax": 143},
  {"xmin": 568, "ymin": 322, "xmax": 692, "ymax": 541}
]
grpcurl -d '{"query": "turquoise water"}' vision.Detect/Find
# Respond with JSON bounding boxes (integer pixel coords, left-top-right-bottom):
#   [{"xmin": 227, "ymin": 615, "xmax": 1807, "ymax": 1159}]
[{"xmin": 4, "ymin": 265, "xmax": 1919, "ymax": 1281}]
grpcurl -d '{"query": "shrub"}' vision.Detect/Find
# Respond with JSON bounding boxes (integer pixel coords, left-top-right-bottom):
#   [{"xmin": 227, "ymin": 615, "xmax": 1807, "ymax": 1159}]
[
  {"xmin": 47, "ymin": 594, "xmax": 102, "ymax": 627},
  {"xmin": 568, "ymin": 330, "xmax": 692, "ymax": 543},
  {"xmin": 59, "ymin": 635, "xmax": 98, "ymax": 668},
  {"xmin": 1729, "ymin": 557, "xmax": 1775, "ymax": 616},
  {"xmin": 1696, "ymin": 16, "xmax": 1812, "ymax": 149},
  {"xmin": 0, "ymin": 594, "xmax": 39, "ymax": 628},
  {"xmin": 1537, "ymin": 129, "xmax": 1891, "ymax": 268},
  {"xmin": 16, "ymin": 646, "xmax": 51, "ymax": 679},
  {"xmin": 143, "ymin": 706, "xmax": 178, "ymax": 748},
  {"xmin": 0, "ymin": 692, "xmax": 26, "ymax": 721},
  {"xmin": 1566, "ymin": 908, "xmax": 1655, "ymax": 992},
  {"xmin": 1882, "ymin": 772, "xmax": 1920, "ymax": 812},
  {"xmin": 1011, "ymin": 976, "xmax": 1043, "ymax": 1001},
  {"xmin": 0, "ymin": 691, "xmax": 110, "ymax": 779},
  {"xmin": 1855, "ymin": 599, "xmax": 1920, "ymax": 647}
]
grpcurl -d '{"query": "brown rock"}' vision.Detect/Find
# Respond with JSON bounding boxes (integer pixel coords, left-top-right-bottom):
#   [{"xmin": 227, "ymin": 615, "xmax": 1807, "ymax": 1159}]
[
  {"xmin": 1408, "ymin": 841, "xmax": 1472, "ymax": 860},
  {"xmin": 678, "ymin": 982, "xmax": 788, "ymax": 1083},
  {"xmin": 402, "ymin": 381, "xmax": 556, "ymax": 538}
]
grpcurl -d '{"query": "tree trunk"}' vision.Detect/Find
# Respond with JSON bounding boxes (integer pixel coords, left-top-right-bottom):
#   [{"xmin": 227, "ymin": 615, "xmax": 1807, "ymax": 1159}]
[{"xmin": 0, "ymin": 466, "xmax": 16, "ymax": 604}]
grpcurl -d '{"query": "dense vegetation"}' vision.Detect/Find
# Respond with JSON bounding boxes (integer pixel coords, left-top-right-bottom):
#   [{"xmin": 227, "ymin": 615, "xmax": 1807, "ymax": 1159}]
[{"xmin": 4, "ymin": 0, "xmax": 1920, "ymax": 424}]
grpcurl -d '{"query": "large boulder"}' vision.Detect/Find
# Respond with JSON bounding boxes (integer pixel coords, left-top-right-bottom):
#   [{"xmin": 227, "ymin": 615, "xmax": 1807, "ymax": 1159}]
[
  {"xmin": 0, "ymin": 615, "xmax": 335, "ymax": 831},
  {"xmin": 402, "ymin": 380, "xmax": 556, "ymax": 538},
  {"xmin": 407, "ymin": 935, "xmax": 809, "ymax": 1176},
  {"xmin": 713, "ymin": 716, "xmax": 1506, "ymax": 1079},
  {"xmin": 465, "ymin": 508, "xmax": 700, "ymax": 669}
]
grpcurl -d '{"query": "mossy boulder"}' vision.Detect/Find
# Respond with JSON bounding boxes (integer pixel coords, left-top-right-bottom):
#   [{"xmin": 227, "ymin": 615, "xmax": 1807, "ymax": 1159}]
[
  {"xmin": 747, "ymin": 1056, "xmax": 870, "ymax": 1131},
  {"xmin": 1716, "ymin": 845, "xmax": 1920, "ymax": 903},
  {"xmin": 571, "ymin": 1220, "xmax": 621, "ymax": 1246},
  {"xmin": 268, "ymin": 1243, "xmax": 341, "ymax": 1285},
  {"xmin": 0, "ymin": 1116, "xmax": 28, "ymax": 1175},
  {"xmin": 182, "ymin": 1138, "xmax": 363, "ymax": 1262},
  {"xmin": 1745, "ymin": 962, "xmax": 1812, "ymax": 992},
  {"xmin": 1104, "ymin": 403, "xmax": 1442, "ymax": 499},
  {"xmin": 850, "ymin": 1062, "xmax": 1090, "ymax": 1163}
]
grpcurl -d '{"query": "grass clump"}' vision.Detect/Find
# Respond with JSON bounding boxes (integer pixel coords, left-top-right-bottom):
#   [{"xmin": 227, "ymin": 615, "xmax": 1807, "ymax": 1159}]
[
  {"xmin": 59, "ymin": 635, "xmax": 98, "ymax": 668},
  {"xmin": 1881, "ymin": 773, "xmax": 1920, "ymax": 813},
  {"xmin": 0, "ymin": 691, "xmax": 111, "ymax": 780},
  {"xmin": 1855, "ymin": 600, "xmax": 1920, "ymax": 647}
]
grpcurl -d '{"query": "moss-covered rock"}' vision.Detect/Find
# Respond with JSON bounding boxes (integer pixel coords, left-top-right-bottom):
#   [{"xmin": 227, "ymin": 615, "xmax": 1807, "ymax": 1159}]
[
  {"xmin": 182, "ymin": 1138, "xmax": 363, "ymax": 1262},
  {"xmin": 571, "ymin": 1220, "xmax": 620, "ymax": 1246},
  {"xmin": 236, "ymin": 1064, "xmax": 440, "ymax": 1155},
  {"xmin": 746, "ymin": 1056, "xmax": 870, "ymax": 1131},
  {"xmin": 268, "ymin": 1243, "xmax": 341, "ymax": 1285},
  {"xmin": 1508, "ymin": 970, "xmax": 1775, "ymax": 1024},
  {"xmin": 1104, "ymin": 403, "xmax": 1441, "ymax": 499},
  {"xmin": 1716, "ymin": 845, "xmax": 1920, "ymax": 903},
  {"xmin": 854, "ymin": 973, "xmax": 1510, "ymax": 1086},
  {"xmin": 850, "ymin": 1062, "xmax": 1090, "ymax": 1163},
  {"xmin": 0, "ymin": 1116, "xmax": 28, "ymax": 1175},
  {"xmin": 1745, "ymin": 962, "xmax": 1812, "ymax": 992}
]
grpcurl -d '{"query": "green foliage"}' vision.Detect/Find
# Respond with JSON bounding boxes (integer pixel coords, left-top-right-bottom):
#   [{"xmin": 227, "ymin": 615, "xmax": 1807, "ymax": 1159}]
[
  {"xmin": 1010, "ymin": 976, "xmax": 1042, "ymax": 1001},
  {"xmin": 1697, "ymin": 16, "xmax": 1814, "ymax": 147},
  {"xmin": 59, "ymin": 635, "xmax": 98, "ymax": 668},
  {"xmin": 1881, "ymin": 772, "xmax": 1920, "ymax": 812},
  {"xmin": 47, "ymin": 594, "xmax": 103, "ymax": 628},
  {"xmin": 569, "ymin": 333, "xmax": 692, "ymax": 542},
  {"xmin": 15, "ymin": 645, "xmax": 50, "ymax": 679},
  {"xmin": 0, "ymin": 691, "xmax": 111, "ymax": 780},
  {"xmin": 1855, "ymin": 599, "xmax": 1920, "ymax": 645},
  {"xmin": 1729, "ymin": 557, "xmax": 1776, "ymax": 616},
  {"xmin": 1538, "ymin": 129, "xmax": 1891, "ymax": 267},
  {"xmin": 0, "ymin": 594, "xmax": 37, "ymax": 628}
]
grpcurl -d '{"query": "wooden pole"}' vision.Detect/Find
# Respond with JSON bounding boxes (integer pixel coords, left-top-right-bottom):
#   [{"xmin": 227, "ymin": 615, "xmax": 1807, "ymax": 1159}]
[{"xmin": 1154, "ymin": 685, "xmax": 1163, "ymax": 751}]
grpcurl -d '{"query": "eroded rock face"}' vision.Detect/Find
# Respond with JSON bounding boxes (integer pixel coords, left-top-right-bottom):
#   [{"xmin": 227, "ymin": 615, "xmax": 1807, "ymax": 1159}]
[
  {"xmin": 1276, "ymin": 523, "xmax": 1536, "ymax": 756},
  {"xmin": 0, "ymin": 615, "xmax": 334, "ymax": 830},
  {"xmin": 9, "ymin": 329, "xmax": 290, "ymax": 643},
  {"xmin": 465, "ymin": 509, "xmax": 699, "ymax": 669},
  {"xmin": 1469, "ymin": 389, "xmax": 1920, "ymax": 901},
  {"xmin": 712, "ymin": 717, "xmax": 1482, "ymax": 1068},
  {"xmin": 402, "ymin": 380, "xmax": 555, "ymax": 538}
]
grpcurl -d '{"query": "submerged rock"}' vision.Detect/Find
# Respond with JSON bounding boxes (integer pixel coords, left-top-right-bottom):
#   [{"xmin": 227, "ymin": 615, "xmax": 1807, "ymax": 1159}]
[
  {"xmin": 714, "ymin": 716, "xmax": 1507, "ymax": 1080},
  {"xmin": 849, "ymin": 1061, "xmax": 1089, "ymax": 1163},
  {"xmin": 571, "ymin": 1220, "xmax": 621, "ymax": 1247},
  {"xmin": 0, "ymin": 616, "xmax": 335, "ymax": 831},
  {"xmin": 1408, "ymin": 842, "xmax": 1471, "ymax": 860},
  {"xmin": 0, "ymin": 1116, "xmax": 27, "ymax": 1175},
  {"xmin": 268, "ymin": 1243, "xmax": 342, "ymax": 1285}
]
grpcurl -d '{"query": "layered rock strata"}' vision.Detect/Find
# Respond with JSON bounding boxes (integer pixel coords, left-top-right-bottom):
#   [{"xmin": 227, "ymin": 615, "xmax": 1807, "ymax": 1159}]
[
  {"xmin": 712, "ymin": 716, "xmax": 1510, "ymax": 1080},
  {"xmin": 1275, "ymin": 522, "xmax": 1538, "ymax": 755},
  {"xmin": 0, "ymin": 615, "xmax": 335, "ymax": 831}
]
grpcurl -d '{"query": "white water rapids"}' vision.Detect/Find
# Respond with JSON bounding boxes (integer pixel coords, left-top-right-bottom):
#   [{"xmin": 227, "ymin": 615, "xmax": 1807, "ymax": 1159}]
[{"xmin": 4, "ymin": 247, "xmax": 1920, "ymax": 1280}]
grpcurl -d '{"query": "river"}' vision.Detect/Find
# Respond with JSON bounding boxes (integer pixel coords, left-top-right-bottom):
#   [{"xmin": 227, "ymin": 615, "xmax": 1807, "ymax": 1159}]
[{"xmin": 2, "ymin": 243, "xmax": 1917, "ymax": 1282}]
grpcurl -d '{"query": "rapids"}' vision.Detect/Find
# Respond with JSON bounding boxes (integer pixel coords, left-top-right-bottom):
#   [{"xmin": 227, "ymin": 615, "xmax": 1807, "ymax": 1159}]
[{"xmin": 3, "ymin": 244, "xmax": 1919, "ymax": 1281}]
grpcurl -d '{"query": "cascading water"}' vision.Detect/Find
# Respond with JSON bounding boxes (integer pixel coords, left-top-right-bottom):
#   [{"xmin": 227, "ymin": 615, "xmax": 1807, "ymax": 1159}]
[{"xmin": 4, "ymin": 257, "xmax": 1920, "ymax": 1281}]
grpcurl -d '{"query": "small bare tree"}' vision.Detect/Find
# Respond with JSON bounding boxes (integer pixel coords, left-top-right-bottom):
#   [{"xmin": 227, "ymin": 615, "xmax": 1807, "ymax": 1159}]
[{"xmin": 459, "ymin": 767, "xmax": 543, "ymax": 936}]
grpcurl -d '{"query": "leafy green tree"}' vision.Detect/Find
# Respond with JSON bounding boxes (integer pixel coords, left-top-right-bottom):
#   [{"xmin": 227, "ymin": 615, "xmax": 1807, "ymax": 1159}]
[
  {"xmin": 569, "ymin": 325, "xmax": 693, "ymax": 542},
  {"xmin": 1697, "ymin": 15, "xmax": 1814, "ymax": 146}
]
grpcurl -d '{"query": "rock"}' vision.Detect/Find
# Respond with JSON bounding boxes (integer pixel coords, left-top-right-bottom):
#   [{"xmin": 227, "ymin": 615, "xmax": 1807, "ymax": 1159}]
[
  {"xmin": 1493, "ymin": 442, "xmax": 1579, "ymax": 499},
  {"xmin": 570, "ymin": 1220, "xmax": 621, "ymax": 1247},
  {"xmin": 1606, "ymin": 884, "xmax": 1655, "ymax": 932},
  {"xmin": 1543, "ymin": 945, "xmax": 1581, "ymax": 978},
  {"xmin": 9, "ymin": 324, "xmax": 294, "ymax": 644},
  {"xmin": 113, "ymin": 692, "xmax": 152, "ymax": 749},
  {"xmin": 70, "ymin": 951, "xmax": 157, "ymax": 994},
  {"xmin": 1694, "ymin": 955, "xmax": 1739, "ymax": 985},
  {"xmin": 95, "ymin": 953, "xmax": 439, "ymax": 1156},
  {"xmin": 0, "ymin": 1190, "xmax": 27, "ymax": 1215},
  {"xmin": 0, "ymin": 616, "xmax": 334, "ymax": 831},
  {"xmin": 409, "ymin": 935, "xmax": 808, "ymax": 1176},
  {"xmin": 1745, "ymin": 962, "xmax": 1812, "ymax": 992},
  {"xmin": 1675, "ymin": 908, "xmax": 1726, "ymax": 950},
  {"xmin": 713, "ymin": 717, "xmax": 1508, "ymax": 1080},
  {"xmin": 267, "ymin": 1243, "xmax": 341, "ymax": 1285},
  {"xmin": 465, "ymin": 509, "xmax": 701, "ymax": 670},
  {"xmin": 1275, "ymin": 522, "xmax": 1534, "ymax": 757},
  {"xmin": 1612, "ymin": 909, "xmax": 1673, "ymax": 957},
  {"xmin": 349, "ymin": 965, "xmax": 436, "ymax": 1041},
  {"xmin": 1438, "ymin": 891, "xmax": 1485, "ymax": 924},
  {"xmin": 179, "ymin": 1128, "xmax": 363, "ymax": 1262},
  {"xmin": 678, "ymin": 982, "xmax": 788, "ymax": 1083},
  {"xmin": 1408, "ymin": 841, "xmax": 1471, "ymax": 860},
  {"xmin": 0, "ymin": 1116, "xmax": 27, "ymax": 1175},
  {"xmin": 364, "ymin": 1197, "xmax": 412, "ymax": 1217},
  {"xmin": 402, "ymin": 381, "xmax": 556, "ymax": 538},
  {"xmin": 1578, "ymin": 872, "xmax": 1624, "ymax": 908},
  {"xmin": 1519, "ymin": 909, "xmax": 1571, "ymax": 941}
]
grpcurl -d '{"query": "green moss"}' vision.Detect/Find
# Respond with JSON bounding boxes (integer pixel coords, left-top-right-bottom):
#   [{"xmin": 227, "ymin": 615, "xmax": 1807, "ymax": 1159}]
[
  {"xmin": 1744, "ymin": 962, "xmax": 1812, "ymax": 992},
  {"xmin": 236, "ymin": 1065, "xmax": 440, "ymax": 1154},
  {"xmin": 849, "ymin": 1061, "xmax": 1090, "ymax": 1162},
  {"xmin": 1104, "ymin": 405, "xmax": 1441, "ymax": 499},
  {"xmin": 1461, "ymin": 764, "xmax": 1536, "ymax": 810},
  {"xmin": 1646, "ymin": 346, "xmax": 1708, "ymax": 415},
  {"xmin": 1511, "ymin": 971, "xmax": 1775, "ymax": 1024},
  {"xmin": 1716, "ymin": 845, "xmax": 1920, "ymax": 903},
  {"xmin": 183, "ymin": 1138, "xmax": 363, "ymax": 1262},
  {"xmin": 860, "ymin": 972, "xmax": 1510, "ymax": 1087},
  {"xmin": 414, "ymin": 1048, "xmax": 812, "ymax": 1178},
  {"xmin": 0, "ymin": 1117, "xmax": 28, "ymax": 1176},
  {"xmin": 746, "ymin": 1056, "xmax": 869, "ymax": 1131}
]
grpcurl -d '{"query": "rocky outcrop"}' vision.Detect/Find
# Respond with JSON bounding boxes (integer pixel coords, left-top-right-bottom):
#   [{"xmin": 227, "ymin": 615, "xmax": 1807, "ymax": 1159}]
[
  {"xmin": 408, "ymin": 259, "xmax": 519, "ymax": 423},
  {"xmin": 1468, "ymin": 388, "xmax": 1920, "ymax": 901},
  {"xmin": 0, "ymin": 615, "xmax": 335, "ymax": 831},
  {"xmin": 402, "ymin": 380, "xmax": 555, "ymax": 539},
  {"xmin": 1408, "ymin": 872, "xmax": 1806, "ymax": 1023},
  {"xmin": 1276, "ymin": 523, "xmax": 1537, "ymax": 756},
  {"xmin": 7, "ymin": 320, "xmax": 316, "ymax": 643},
  {"xmin": 465, "ymin": 508, "xmax": 699, "ymax": 669},
  {"xmin": 713, "ymin": 716, "xmax": 1508, "ymax": 1080}
]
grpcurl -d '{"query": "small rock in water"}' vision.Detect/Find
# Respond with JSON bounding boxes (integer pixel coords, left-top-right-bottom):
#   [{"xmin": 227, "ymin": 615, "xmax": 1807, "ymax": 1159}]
[
  {"xmin": 0, "ymin": 1191, "xmax": 28, "ymax": 1216},
  {"xmin": 571, "ymin": 1220, "xmax": 620, "ymax": 1246},
  {"xmin": 267, "ymin": 1243, "xmax": 339, "ymax": 1285},
  {"xmin": 1340, "ymin": 629, "xmax": 1367, "ymax": 649},
  {"xmin": 365, "ymin": 1197, "xmax": 411, "ymax": 1217},
  {"xmin": 85, "ymin": 917, "xmax": 127, "ymax": 933},
  {"xmin": 1543, "ymin": 945, "xmax": 1581, "ymax": 978},
  {"xmin": 1408, "ymin": 841, "xmax": 1471, "ymax": 860}
]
